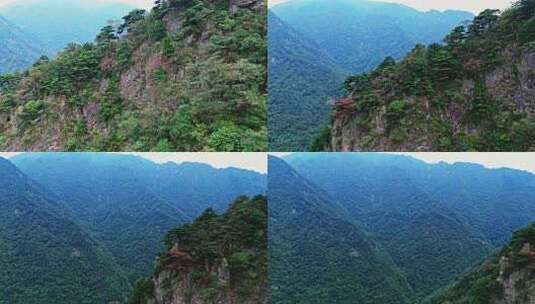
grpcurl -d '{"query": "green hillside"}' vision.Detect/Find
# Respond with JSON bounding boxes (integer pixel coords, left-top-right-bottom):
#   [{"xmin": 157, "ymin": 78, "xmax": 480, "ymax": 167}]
[
  {"xmin": 0, "ymin": 157, "xmax": 130, "ymax": 303},
  {"xmin": 0, "ymin": 0, "xmax": 266, "ymax": 151}
]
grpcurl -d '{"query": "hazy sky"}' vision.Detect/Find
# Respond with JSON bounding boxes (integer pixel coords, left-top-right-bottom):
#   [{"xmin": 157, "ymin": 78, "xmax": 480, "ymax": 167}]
[
  {"xmin": 0, "ymin": 152, "xmax": 268, "ymax": 173},
  {"xmin": 0, "ymin": 0, "xmax": 154, "ymax": 9},
  {"xmin": 272, "ymin": 152, "xmax": 535, "ymax": 174},
  {"xmin": 397, "ymin": 153, "xmax": 535, "ymax": 174},
  {"xmin": 268, "ymin": 0, "xmax": 514, "ymax": 13}
]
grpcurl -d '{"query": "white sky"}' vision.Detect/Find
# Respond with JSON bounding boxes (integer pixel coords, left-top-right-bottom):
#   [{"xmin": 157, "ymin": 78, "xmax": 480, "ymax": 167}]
[
  {"xmin": 271, "ymin": 152, "xmax": 535, "ymax": 174},
  {"xmin": 0, "ymin": 0, "xmax": 154, "ymax": 9},
  {"xmin": 268, "ymin": 0, "xmax": 514, "ymax": 13},
  {"xmin": 0, "ymin": 152, "xmax": 267, "ymax": 174},
  {"xmin": 395, "ymin": 152, "xmax": 535, "ymax": 174}
]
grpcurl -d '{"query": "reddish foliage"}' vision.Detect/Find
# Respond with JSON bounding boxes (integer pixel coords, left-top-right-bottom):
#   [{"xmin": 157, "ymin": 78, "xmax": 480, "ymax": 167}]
[{"xmin": 332, "ymin": 98, "xmax": 357, "ymax": 118}]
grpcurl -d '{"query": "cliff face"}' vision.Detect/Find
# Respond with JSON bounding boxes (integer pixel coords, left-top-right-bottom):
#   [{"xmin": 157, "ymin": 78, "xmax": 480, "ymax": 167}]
[
  {"xmin": 0, "ymin": 0, "xmax": 266, "ymax": 152},
  {"xmin": 324, "ymin": 2, "xmax": 535, "ymax": 152},
  {"xmin": 147, "ymin": 254, "xmax": 264, "ymax": 304},
  {"xmin": 495, "ymin": 243, "xmax": 535, "ymax": 304},
  {"xmin": 427, "ymin": 222, "xmax": 535, "ymax": 304},
  {"xmin": 129, "ymin": 196, "xmax": 267, "ymax": 304}
]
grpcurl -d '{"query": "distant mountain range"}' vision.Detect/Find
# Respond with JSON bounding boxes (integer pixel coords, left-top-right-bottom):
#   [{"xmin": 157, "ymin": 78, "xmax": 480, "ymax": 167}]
[
  {"xmin": 269, "ymin": 153, "xmax": 535, "ymax": 303},
  {"xmin": 0, "ymin": 153, "xmax": 266, "ymax": 303},
  {"xmin": 268, "ymin": 0, "xmax": 473, "ymax": 151},
  {"xmin": 0, "ymin": 15, "xmax": 45, "ymax": 73},
  {"xmin": 0, "ymin": 0, "xmax": 135, "ymax": 73}
]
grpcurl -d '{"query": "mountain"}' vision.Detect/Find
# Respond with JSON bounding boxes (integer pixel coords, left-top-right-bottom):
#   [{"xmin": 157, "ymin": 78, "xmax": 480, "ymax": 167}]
[
  {"xmin": 0, "ymin": 0, "xmax": 134, "ymax": 57},
  {"xmin": 427, "ymin": 222, "xmax": 535, "ymax": 304},
  {"xmin": 10, "ymin": 152, "xmax": 267, "ymax": 282},
  {"xmin": 0, "ymin": 156, "xmax": 130, "ymax": 303},
  {"xmin": 268, "ymin": 0, "xmax": 472, "ymax": 151},
  {"xmin": 129, "ymin": 195, "xmax": 267, "ymax": 304},
  {"xmin": 268, "ymin": 156, "xmax": 414, "ymax": 304},
  {"xmin": 280, "ymin": 152, "xmax": 535, "ymax": 301},
  {"xmin": 323, "ymin": 1, "xmax": 535, "ymax": 151},
  {"xmin": 0, "ymin": 15, "xmax": 45, "ymax": 73},
  {"xmin": 271, "ymin": 0, "xmax": 473, "ymax": 72},
  {"xmin": 268, "ymin": 11, "xmax": 346, "ymax": 151},
  {"xmin": 285, "ymin": 153, "xmax": 535, "ymax": 246},
  {"xmin": 0, "ymin": 0, "xmax": 266, "ymax": 151}
]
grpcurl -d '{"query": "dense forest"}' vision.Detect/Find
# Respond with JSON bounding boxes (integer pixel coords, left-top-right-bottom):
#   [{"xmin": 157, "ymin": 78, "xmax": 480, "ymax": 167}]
[
  {"xmin": 0, "ymin": 156, "xmax": 130, "ymax": 303},
  {"xmin": 0, "ymin": 0, "xmax": 266, "ymax": 151},
  {"xmin": 269, "ymin": 153, "xmax": 535, "ymax": 303},
  {"xmin": 268, "ymin": 0, "xmax": 472, "ymax": 151},
  {"xmin": 427, "ymin": 222, "xmax": 535, "ymax": 304},
  {"xmin": 268, "ymin": 156, "xmax": 413, "ymax": 304},
  {"xmin": 129, "ymin": 195, "xmax": 267, "ymax": 304},
  {"xmin": 0, "ymin": 153, "xmax": 266, "ymax": 303},
  {"xmin": 320, "ymin": 0, "xmax": 535, "ymax": 151}
]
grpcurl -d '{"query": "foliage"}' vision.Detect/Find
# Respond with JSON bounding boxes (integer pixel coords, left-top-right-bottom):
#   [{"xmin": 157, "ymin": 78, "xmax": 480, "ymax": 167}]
[{"xmin": 0, "ymin": 0, "xmax": 266, "ymax": 151}]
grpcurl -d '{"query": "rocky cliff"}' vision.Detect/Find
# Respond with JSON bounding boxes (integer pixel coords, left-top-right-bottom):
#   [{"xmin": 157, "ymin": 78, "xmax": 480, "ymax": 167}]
[
  {"xmin": 320, "ymin": 1, "xmax": 535, "ymax": 152},
  {"xmin": 0, "ymin": 0, "xmax": 266, "ymax": 151},
  {"xmin": 427, "ymin": 222, "xmax": 535, "ymax": 304},
  {"xmin": 129, "ymin": 195, "xmax": 267, "ymax": 304}
]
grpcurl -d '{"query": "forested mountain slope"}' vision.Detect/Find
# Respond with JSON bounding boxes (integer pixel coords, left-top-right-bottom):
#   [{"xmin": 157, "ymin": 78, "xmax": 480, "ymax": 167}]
[
  {"xmin": 427, "ymin": 222, "xmax": 535, "ymax": 304},
  {"xmin": 268, "ymin": 0, "xmax": 472, "ymax": 151},
  {"xmin": 10, "ymin": 153, "xmax": 267, "ymax": 283},
  {"xmin": 0, "ymin": 0, "xmax": 266, "ymax": 151},
  {"xmin": 129, "ymin": 195, "xmax": 267, "ymax": 304},
  {"xmin": 0, "ymin": 157, "xmax": 131, "ymax": 303},
  {"xmin": 324, "ymin": 0, "xmax": 535, "ymax": 151},
  {"xmin": 0, "ymin": 0, "xmax": 134, "ymax": 57},
  {"xmin": 282, "ymin": 152, "xmax": 535, "ymax": 301},
  {"xmin": 0, "ymin": 15, "xmax": 45, "ymax": 73},
  {"xmin": 268, "ymin": 11, "xmax": 346, "ymax": 150},
  {"xmin": 268, "ymin": 156, "xmax": 414, "ymax": 304}
]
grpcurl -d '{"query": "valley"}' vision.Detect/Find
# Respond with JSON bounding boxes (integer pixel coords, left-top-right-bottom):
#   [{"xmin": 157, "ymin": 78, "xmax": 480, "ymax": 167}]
[{"xmin": 268, "ymin": 153, "xmax": 535, "ymax": 303}]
